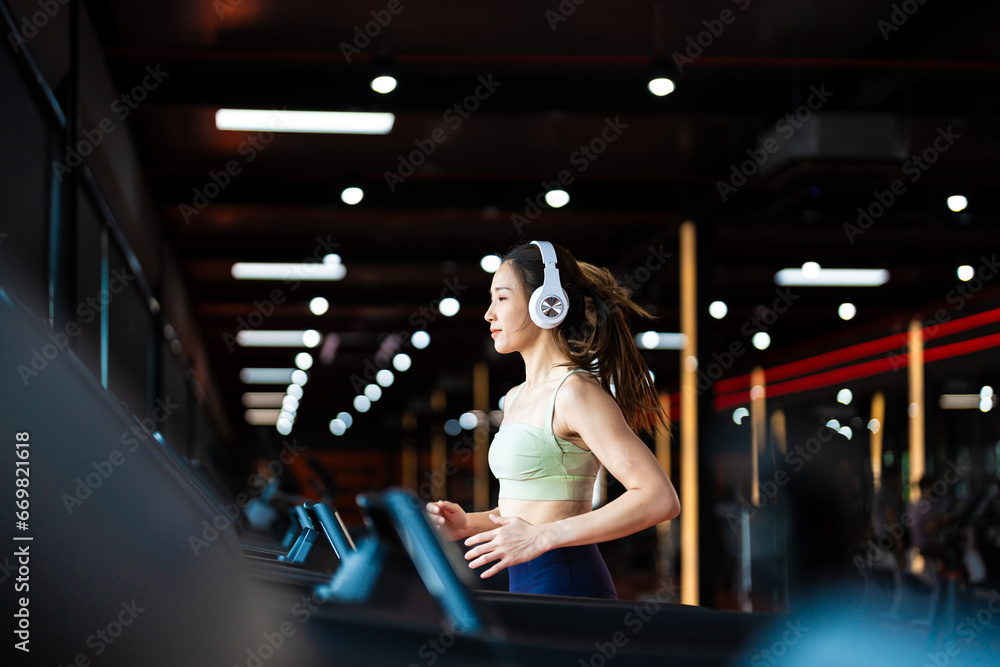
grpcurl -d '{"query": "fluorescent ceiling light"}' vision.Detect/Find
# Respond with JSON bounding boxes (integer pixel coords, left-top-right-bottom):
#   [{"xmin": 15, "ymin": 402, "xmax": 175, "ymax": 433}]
[
  {"xmin": 241, "ymin": 392, "xmax": 286, "ymax": 408},
  {"xmin": 637, "ymin": 332, "xmax": 686, "ymax": 350},
  {"xmin": 244, "ymin": 409, "xmax": 282, "ymax": 425},
  {"xmin": 231, "ymin": 262, "xmax": 346, "ymax": 281},
  {"xmin": 939, "ymin": 394, "xmax": 983, "ymax": 409},
  {"xmin": 240, "ymin": 368, "xmax": 295, "ymax": 384},
  {"xmin": 216, "ymin": 108, "xmax": 395, "ymax": 135},
  {"xmin": 236, "ymin": 330, "xmax": 323, "ymax": 347},
  {"xmin": 774, "ymin": 268, "xmax": 889, "ymax": 286}
]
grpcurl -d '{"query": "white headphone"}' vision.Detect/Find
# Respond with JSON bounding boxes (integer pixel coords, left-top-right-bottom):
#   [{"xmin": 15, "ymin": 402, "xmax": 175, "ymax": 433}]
[{"xmin": 528, "ymin": 241, "xmax": 569, "ymax": 329}]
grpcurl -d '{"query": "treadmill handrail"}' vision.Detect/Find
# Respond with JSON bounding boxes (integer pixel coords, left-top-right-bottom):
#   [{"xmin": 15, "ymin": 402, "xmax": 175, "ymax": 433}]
[
  {"xmin": 380, "ymin": 489, "xmax": 501, "ymax": 638},
  {"xmin": 308, "ymin": 502, "xmax": 356, "ymax": 559}
]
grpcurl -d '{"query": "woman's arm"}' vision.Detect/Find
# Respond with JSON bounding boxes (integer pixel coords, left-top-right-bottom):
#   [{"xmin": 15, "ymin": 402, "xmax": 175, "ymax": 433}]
[
  {"xmin": 426, "ymin": 500, "xmax": 501, "ymax": 541},
  {"xmin": 464, "ymin": 375, "xmax": 679, "ymax": 576}
]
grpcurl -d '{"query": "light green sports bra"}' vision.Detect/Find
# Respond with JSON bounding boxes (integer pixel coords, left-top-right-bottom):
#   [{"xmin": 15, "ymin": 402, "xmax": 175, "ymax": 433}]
[{"xmin": 488, "ymin": 368, "xmax": 599, "ymax": 501}]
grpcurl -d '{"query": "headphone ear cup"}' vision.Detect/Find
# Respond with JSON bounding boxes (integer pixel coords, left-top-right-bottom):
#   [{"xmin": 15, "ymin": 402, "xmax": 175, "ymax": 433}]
[{"xmin": 529, "ymin": 286, "xmax": 568, "ymax": 329}]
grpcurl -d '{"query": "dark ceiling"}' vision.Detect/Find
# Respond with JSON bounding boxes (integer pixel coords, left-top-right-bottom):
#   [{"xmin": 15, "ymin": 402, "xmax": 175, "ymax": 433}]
[{"xmin": 86, "ymin": 0, "xmax": 1000, "ymax": 449}]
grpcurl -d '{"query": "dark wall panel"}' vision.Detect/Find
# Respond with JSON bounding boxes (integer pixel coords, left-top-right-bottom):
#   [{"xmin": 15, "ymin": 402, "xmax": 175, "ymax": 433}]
[{"xmin": 0, "ymin": 36, "xmax": 55, "ymax": 320}]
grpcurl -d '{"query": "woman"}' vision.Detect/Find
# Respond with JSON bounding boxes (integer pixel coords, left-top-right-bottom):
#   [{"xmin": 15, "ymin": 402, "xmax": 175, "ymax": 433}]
[{"xmin": 427, "ymin": 240, "xmax": 680, "ymax": 599}]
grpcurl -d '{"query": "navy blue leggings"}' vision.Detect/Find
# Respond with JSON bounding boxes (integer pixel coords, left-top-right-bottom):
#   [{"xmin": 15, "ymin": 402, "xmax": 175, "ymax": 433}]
[{"xmin": 508, "ymin": 544, "xmax": 618, "ymax": 599}]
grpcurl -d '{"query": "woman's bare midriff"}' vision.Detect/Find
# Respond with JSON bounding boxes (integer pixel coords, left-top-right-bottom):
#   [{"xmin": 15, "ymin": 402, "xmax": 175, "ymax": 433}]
[{"xmin": 498, "ymin": 497, "xmax": 591, "ymax": 527}]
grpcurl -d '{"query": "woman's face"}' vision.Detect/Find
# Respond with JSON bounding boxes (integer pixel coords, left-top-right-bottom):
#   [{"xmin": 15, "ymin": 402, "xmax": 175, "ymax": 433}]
[{"xmin": 484, "ymin": 261, "xmax": 536, "ymax": 354}]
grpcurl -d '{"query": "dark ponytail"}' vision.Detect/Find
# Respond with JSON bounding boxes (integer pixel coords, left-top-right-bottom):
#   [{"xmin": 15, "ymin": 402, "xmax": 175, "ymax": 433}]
[{"xmin": 500, "ymin": 241, "xmax": 668, "ymax": 435}]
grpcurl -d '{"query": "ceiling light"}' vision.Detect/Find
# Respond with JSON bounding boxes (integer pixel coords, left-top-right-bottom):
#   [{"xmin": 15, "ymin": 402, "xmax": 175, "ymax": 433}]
[
  {"xmin": 364, "ymin": 384, "xmax": 382, "ymax": 401},
  {"xmin": 337, "ymin": 411, "xmax": 353, "ymax": 428},
  {"xmin": 241, "ymin": 392, "xmax": 285, "ymax": 408},
  {"xmin": 637, "ymin": 332, "xmax": 686, "ymax": 350},
  {"xmin": 957, "ymin": 265, "xmax": 975, "ymax": 282},
  {"xmin": 709, "ymin": 301, "xmax": 728, "ymax": 319},
  {"xmin": 240, "ymin": 368, "xmax": 295, "ymax": 384},
  {"xmin": 837, "ymin": 388, "xmax": 853, "ymax": 405},
  {"xmin": 376, "ymin": 369, "xmax": 394, "ymax": 387},
  {"xmin": 939, "ymin": 394, "xmax": 982, "ymax": 409},
  {"xmin": 245, "ymin": 409, "xmax": 282, "ymax": 425},
  {"xmin": 235, "ymin": 330, "xmax": 321, "ymax": 347},
  {"xmin": 801, "ymin": 262, "xmax": 821, "ymax": 279},
  {"xmin": 354, "ymin": 395, "xmax": 371, "ymax": 412},
  {"xmin": 301, "ymin": 330, "xmax": 322, "ymax": 348},
  {"xmin": 290, "ymin": 369, "xmax": 309, "ymax": 386},
  {"xmin": 411, "ymin": 331, "xmax": 431, "ymax": 349},
  {"xmin": 216, "ymin": 108, "xmax": 395, "ymax": 135},
  {"xmin": 826, "ymin": 419, "xmax": 840, "ymax": 430},
  {"xmin": 232, "ymin": 262, "xmax": 345, "ymax": 281},
  {"xmin": 370, "ymin": 75, "xmax": 397, "ymax": 94},
  {"xmin": 286, "ymin": 384, "xmax": 303, "ymax": 399},
  {"xmin": 439, "ymin": 298, "xmax": 460, "ymax": 317},
  {"xmin": 459, "ymin": 412, "xmax": 479, "ymax": 430},
  {"xmin": 329, "ymin": 419, "xmax": 347, "ymax": 436},
  {"xmin": 294, "ymin": 353, "xmax": 314, "ymax": 370},
  {"xmin": 444, "ymin": 419, "xmax": 462, "ymax": 436},
  {"xmin": 867, "ymin": 419, "xmax": 880, "ymax": 434},
  {"xmin": 481, "ymin": 255, "xmax": 502, "ymax": 273},
  {"xmin": 341, "ymin": 187, "xmax": 364, "ymax": 205},
  {"xmin": 775, "ymin": 267, "xmax": 889, "ymax": 287},
  {"xmin": 732, "ymin": 407, "xmax": 749, "ymax": 425},
  {"xmin": 838, "ymin": 303, "xmax": 857, "ymax": 320},
  {"xmin": 276, "ymin": 420, "xmax": 292, "ymax": 435},
  {"xmin": 545, "ymin": 190, "xmax": 569, "ymax": 208},
  {"xmin": 309, "ymin": 297, "xmax": 329, "ymax": 315},
  {"xmin": 947, "ymin": 195, "xmax": 968, "ymax": 212},
  {"xmin": 648, "ymin": 77, "xmax": 675, "ymax": 97},
  {"xmin": 752, "ymin": 332, "xmax": 771, "ymax": 350},
  {"xmin": 392, "ymin": 353, "xmax": 412, "ymax": 371}
]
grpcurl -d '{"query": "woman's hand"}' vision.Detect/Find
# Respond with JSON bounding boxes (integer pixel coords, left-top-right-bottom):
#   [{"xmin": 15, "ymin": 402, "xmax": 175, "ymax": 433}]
[
  {"xmin": 462, "ymin": 514, "xmax": 547, "ymax": 578},
  {"xmin": 425, "ymin": 500, "xmax": 470, "ymax": 541}
]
